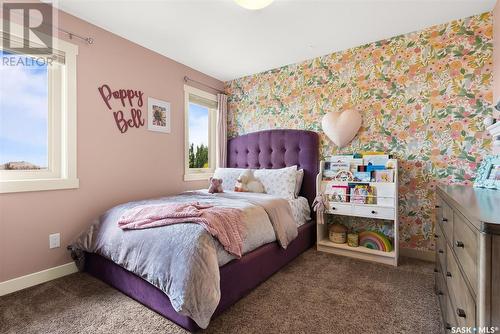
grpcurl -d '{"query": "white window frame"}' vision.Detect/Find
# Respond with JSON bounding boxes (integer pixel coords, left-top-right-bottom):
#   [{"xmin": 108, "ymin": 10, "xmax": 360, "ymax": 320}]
[
  {"xmin": 184, "ymin": 85, "xmax": 217, "ymax": 181},
  {"xmin": 0, "ymin": 20, "xmax": 79, "ymax": 193}
]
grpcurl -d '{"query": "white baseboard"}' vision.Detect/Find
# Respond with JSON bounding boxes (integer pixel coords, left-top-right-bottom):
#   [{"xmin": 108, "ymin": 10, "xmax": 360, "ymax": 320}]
[
  {"xmin": 400, "ymin": 248, "xmax": 435, "ymax": 262},
  {"xmin": 0, "ymin": 262, "xmax": 78, "ymax": 296}
]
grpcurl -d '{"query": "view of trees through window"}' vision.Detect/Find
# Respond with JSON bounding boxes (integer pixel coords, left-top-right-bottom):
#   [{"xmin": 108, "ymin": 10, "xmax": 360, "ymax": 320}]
[
  {"xmin": 0, "ymin": 51, "xmax": 49, "ymax": 170},
  {"xmin": 188, "ymin": 102, "xmax": 209, "ymax": 168}
]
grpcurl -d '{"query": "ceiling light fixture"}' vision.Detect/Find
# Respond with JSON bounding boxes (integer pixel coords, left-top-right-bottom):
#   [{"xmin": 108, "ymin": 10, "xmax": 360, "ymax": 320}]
[{"xmin": 234, "ymin": 0, "xmax": 274, "ymax": 10}]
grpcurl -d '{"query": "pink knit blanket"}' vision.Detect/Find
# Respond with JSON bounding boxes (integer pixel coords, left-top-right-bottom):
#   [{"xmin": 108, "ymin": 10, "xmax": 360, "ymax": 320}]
[{"xmin": 118, "ymin": 202, "xmax": 244, "ymax": 257}]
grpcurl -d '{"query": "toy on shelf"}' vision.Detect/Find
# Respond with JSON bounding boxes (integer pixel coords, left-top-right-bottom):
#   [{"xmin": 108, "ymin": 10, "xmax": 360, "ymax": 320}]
[
  {"xmin": 359, "ymin": 231, "xmax": 393, "ymax": 252},
  {"xmin": 334, "ymin": 170, "xmax": 353, "ymax": 181},
  {"xmin": 347, "ymin": 232, "xmax": 359, "ymax": 247},
  {"xmin": 329, "ymin": 224, "xmax": 347, "ymax": 244}
]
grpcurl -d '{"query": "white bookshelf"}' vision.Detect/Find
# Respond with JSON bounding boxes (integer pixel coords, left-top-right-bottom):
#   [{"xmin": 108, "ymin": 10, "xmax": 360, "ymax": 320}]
[{"xmin": 316, "ymin": 159, "xmax": 399, "ymax": 266}]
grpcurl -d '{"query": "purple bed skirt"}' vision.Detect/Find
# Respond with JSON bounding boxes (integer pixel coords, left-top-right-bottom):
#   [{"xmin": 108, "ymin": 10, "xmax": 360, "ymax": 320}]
[{"xmin": 84, "ymin": 221, "xmax": 316, "ymax": 332}]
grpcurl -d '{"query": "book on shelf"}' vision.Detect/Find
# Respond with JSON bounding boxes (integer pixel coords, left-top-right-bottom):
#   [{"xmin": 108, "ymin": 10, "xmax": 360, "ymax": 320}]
[
  {"xmin": 348, "ymin": 183, "xmax": 377, "ymax": 204},
  {"xmin": 353, "ymin": 171, "xmax": 371, "ymax": 182},
  {"xmin": 366, "ymin": 165, "xmax": 386, "ymax": 172},
  {"xmin": 328, "ymin": 185, "xmax": 349, "ymax": 202},
  {"xmin": 327, "ymin": 155, "xmax": 363, "ymax": 174},
  {"xmin": 349, "ymin": 158, "xmax": 364, "ymax": 173},
  {"xmin": 374, "ymin": 169, "xmax": 394, "ymax": 182},
  {"xmin": 363, "ymin": 154, "xmax": 390, "ymax": 167},
  {"xmin": 360, "ymin": 151, "xmax": 387, "ymax": 156},
  {"xmin": 323, "ymin": 161, "xmax": 350, "ymax": 178},
  {"xmin": 328, "ymin": 155, "xmax": 355, "ymax": 162}
]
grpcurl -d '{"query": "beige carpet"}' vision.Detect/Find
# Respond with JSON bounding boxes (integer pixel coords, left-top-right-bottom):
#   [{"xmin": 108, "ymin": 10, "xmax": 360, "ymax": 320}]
[{"xmin": 0, "ymin": 249, "xmax": 441, "ymax": 334}]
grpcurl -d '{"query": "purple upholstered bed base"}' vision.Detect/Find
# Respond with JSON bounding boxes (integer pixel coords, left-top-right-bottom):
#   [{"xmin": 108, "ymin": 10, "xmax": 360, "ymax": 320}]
[
  {"xmin": 84, "ymin": 129, "xmax": 319, "ymax": 332},
  {"xmin": 85, "ymin": 222, "xmax": 315, "ymax": 332}
]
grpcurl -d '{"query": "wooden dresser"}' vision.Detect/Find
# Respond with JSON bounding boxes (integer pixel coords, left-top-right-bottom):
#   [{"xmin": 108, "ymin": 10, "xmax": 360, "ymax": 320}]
[{"xmin": 435, "ymin": 185, "xmax": 500, "ymax": 332}]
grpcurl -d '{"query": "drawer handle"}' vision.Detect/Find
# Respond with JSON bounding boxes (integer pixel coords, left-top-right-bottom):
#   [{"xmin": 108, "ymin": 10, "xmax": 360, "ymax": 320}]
[
  {"xmin": 438, "ymin": 249, "xmax": 444, "ymax": 254},
  {"xmin": 331, "ymin": 207, "xmax": 336, "ymax": 210},
  {"xmin": 445, "ymin": 323, "xmax": 452, "ymax": 330},
  {"xmin": 437, "ymin": 290, "xmax": 444, "ymax": 296},
  {"xmin": 446, "ymin": 271, "xmax": 452, "ymax": 278},
  {"xmin": 434, "ymin": 268, "xmax": 439, "ymax": 273},
  {"xmin": 435, "ymin": 205, "xmax": 441, "ymax": 208},
  {"xmin": 442, "ymin": 218, "xmax": 448, "ymax": 222},
  {"xmin": 371, "ymin": 210, "xmax": 377, "ymax": 214},
  {"xmin": 455, "ymin": 241, "xmax": 464, "ymax": 248},
  {"xmin": 456, "ymin": 308, "xmax": 466, "ymax": 318},
  {"xmin": 434, "ymin": 234, "xmax": 439, "ymax": 239}
]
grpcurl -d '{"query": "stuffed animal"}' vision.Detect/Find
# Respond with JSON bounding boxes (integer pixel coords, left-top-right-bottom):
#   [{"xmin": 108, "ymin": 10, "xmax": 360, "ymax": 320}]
[
  {"xmin": 234, "ymin": 170, "xmax": 265, "ymax": 193},
  {"xmin": 208, "ymin": 177, "xmax": 224, "ymax": 193}
]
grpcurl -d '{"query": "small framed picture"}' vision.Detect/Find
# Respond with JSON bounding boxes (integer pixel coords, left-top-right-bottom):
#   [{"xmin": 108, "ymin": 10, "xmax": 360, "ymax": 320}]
[
  {"xmin": 474, "ymin": 155, "xmax": 500, "ymax": 190},
  {"xmin": 148, "ymin": 97, "xmax": 171, "ymax": 133}
]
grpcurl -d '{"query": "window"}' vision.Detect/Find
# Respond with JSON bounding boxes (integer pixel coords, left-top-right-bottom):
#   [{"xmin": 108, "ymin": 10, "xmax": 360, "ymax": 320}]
[
  {"xmin": 184, "ymin": 85, "xmax": 217, "ymax": 181},
  {"xmin": 0, "ymin": 21, "xmax": 78, "ymax": 193}
]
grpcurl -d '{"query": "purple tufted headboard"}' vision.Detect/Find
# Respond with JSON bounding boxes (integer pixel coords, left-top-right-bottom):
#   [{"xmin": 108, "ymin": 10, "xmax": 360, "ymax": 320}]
[{"xmin": 227, "ymin": 129, "xmax": 319, "ymax": 206}]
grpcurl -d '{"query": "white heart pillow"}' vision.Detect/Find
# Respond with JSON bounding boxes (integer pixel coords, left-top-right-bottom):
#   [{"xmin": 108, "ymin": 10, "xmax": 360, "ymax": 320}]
[{"xmin": 322, "ymin": 110, "xmax": 362, "ymax": 147}]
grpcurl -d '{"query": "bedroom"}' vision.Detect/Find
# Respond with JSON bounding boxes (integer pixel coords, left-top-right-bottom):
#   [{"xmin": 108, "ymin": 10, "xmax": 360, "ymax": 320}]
[{"xmin": 1, "ymin": 0, "xmax": 500, "ymax": 333}]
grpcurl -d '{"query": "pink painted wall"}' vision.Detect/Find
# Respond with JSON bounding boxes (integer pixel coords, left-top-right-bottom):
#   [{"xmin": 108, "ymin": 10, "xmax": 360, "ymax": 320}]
[{"xmin": 0, "ymin": 9, "xmax": 223, "ymax": 282}]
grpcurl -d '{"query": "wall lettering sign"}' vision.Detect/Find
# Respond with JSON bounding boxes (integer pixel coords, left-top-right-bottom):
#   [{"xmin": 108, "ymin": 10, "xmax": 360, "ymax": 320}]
[{"xmin": 98, "ymin": 84, "xmax": 145, "ymax": 133}]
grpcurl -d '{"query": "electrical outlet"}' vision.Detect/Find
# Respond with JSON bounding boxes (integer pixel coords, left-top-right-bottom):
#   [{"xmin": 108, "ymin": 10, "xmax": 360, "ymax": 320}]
[{"xmin": 49, "ymin": 233, "xmax": 60, "ymax": 249}]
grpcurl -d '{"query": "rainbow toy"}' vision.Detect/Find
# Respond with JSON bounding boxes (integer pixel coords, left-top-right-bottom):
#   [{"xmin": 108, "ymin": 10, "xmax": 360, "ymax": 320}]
[{"xmin": 359, "ymin": 231, "xmax": 393, "ymax": 252}]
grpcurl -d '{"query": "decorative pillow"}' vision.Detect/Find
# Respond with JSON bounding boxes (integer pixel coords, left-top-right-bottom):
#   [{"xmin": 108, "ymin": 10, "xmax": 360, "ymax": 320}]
[
  {"xmin": 212, "ymin": 168, "xmax": 246, "ymax": 191},
  {"xmin": 294, "ymin": 169, "xmax": 304, "ymax": 198},
  {"xmin": 254, "ymin": 165, "xmax": 298, "ymax": 199}
]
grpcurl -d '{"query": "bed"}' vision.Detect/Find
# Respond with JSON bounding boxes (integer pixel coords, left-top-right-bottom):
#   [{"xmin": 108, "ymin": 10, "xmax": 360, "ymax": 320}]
[{"xmin": 80, "ymin": 129, "xmax": 319, "ymax": 332}]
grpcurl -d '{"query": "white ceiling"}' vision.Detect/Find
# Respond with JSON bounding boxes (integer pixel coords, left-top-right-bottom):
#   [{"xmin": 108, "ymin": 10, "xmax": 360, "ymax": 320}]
[{"xmin": 55, "ymin": 0, "xmax": 497, "ymax": 82}]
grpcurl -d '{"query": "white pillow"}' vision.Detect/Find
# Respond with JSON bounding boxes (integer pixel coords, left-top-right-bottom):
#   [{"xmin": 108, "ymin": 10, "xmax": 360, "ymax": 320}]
[
  {"xmin": 212, "ymin": 168, "xmax": 246, "ymax": 191},
  {"xmin": 254, "ymin": 165, "xmax": 298, "ymax": 199},
  {"xmin": 294, "ymin": 169, "xmax": 304, "ymax": 198}
]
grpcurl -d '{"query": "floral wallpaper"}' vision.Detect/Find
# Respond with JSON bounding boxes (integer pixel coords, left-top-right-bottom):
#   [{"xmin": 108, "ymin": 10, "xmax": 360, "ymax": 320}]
[{"xmin": 225, "ymin": 13, "xmax": 493, "ymax": 252}]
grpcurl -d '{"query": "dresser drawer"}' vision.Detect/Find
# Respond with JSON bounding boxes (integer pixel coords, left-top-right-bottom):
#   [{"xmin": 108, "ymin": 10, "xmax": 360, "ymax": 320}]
[
  {"xmin": 445, "ymin": 296, "xmax": 458, "ymax": 332},
  {"xmin": 436, "ymin": 196, "xmax": 444, "ymax": 227},
  {"xmin": 352, "ymin": 206, "xmax": 394, "ymax": 220},
  {"xmin": 446, "ymin": 244, "xmax": 476, "ymax": 329},
  {"xmin": 453, "ymin": 212, "xmax": 478, "ymax": 293},
  {"xmin": 435, "ymin": 268, "xmax": 447, "ymax": 307},
  {"xmin": 436, "ymin": 224, "xmax": 447, "ymax": 274},
  {"xmin": 327, "ymin": 202, "xmax": 351, "ymax": 215},
  {"xmin": 440, "ymin": 201, "xmax": 454, "ymax": 242}
]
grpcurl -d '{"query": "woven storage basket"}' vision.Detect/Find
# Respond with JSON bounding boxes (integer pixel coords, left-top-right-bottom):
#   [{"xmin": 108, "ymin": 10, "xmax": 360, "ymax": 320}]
[{"xmin": 328, "ymin": 224, "xmax": 347, "ymax": 244}]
